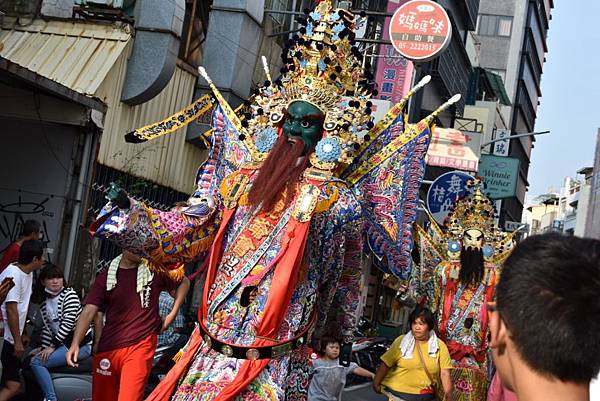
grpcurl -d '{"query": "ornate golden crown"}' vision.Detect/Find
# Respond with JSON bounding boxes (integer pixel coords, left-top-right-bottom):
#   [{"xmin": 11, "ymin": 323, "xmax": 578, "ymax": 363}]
[
  {"xmin": 445, "ymin": 178, "xmax": 497, "ymax": 241},
  {"xmin": 439, "ymin": 178, "xmax": 516, "ymax": 261},
  {"xmin": 245, "ymin": 0, "xmax": 374, "ymax": 169}
]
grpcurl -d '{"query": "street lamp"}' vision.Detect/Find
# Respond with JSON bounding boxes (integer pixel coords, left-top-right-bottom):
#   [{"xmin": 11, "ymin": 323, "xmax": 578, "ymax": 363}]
[{"xmin": 480, "ymin": 130, "xmax": 550, "ymax": 150}]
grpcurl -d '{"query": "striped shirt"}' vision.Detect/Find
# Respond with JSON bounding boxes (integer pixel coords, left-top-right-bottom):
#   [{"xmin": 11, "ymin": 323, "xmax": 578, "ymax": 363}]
[{"xmin": 40, "ymin": 287, "xmax": 92, "ymax": 348}]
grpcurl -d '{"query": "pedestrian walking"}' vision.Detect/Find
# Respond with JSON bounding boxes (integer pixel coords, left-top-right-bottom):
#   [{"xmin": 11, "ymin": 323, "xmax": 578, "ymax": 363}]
[
  {"xmin": 66, "ymin": 251, "xmax": 190, "ymax": 401},
  {"xmin": 488, "ymin": 233, "xmax": 600, "ymax": 401},
  {"xmin": 373, "ymin": 306, "xmax": 453, "ymax": 401},
  {"xmin": 308, "ymin": 337, "xmax": 375, "ymax": 401},
  {"xmin": 0, "ymin": 239, "xmax": 45, "ymax": 400},
  {"xmin": 29, "ymin": 264, "xmax": 93, "ymax": 401}
]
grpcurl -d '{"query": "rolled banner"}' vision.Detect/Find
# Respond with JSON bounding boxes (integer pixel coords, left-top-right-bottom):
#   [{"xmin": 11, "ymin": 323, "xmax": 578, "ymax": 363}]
[{"xmin": 124, "ymin": 94, "xmax": 215, "ymax": 143}]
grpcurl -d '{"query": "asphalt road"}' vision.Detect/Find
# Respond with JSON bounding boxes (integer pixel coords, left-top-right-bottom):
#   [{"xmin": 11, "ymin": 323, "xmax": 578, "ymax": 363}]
[{"xmin": 342, "ymin": 383, "xmax": 389, "ymax": 401}]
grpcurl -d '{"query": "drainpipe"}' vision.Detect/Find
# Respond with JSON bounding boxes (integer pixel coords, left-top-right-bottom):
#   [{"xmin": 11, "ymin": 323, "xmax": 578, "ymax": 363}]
[
  {"xmin": 63, "ymin": 118, "xmax": 95, "ymax": 281},
  {"xmin": 121, "ymin": 0, "xmax": 186, "ymax": 105}
]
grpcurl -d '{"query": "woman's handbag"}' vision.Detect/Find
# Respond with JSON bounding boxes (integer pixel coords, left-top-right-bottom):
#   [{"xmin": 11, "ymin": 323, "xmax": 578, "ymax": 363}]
[{"xmin": 415, "ymin": 341, "xmax": 445, "ymax": 401}]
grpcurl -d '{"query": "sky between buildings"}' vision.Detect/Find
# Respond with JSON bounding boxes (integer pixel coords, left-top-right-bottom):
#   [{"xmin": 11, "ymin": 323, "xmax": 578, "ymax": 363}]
[{"xmin": 528, "ymin": 0, "xmax": 600, "ymax": 198}]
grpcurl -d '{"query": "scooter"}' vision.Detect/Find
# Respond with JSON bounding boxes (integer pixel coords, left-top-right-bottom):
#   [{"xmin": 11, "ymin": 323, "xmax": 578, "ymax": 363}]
[
  {"xmin": 17, "ymin": 309, "xmax": 93, "ymax": 401},
  {"xmin": 345, "ymin": 336, "xmax": 390, "ymax": 387},
  {"xmin": 17, "ymin": 355, "xmax": 93, "ymax": 401}
]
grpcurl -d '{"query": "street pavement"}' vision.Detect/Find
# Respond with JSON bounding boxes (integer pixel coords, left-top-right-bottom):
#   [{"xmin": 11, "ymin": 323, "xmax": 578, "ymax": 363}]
[{"xmin": 342, "ymin": 383, "xmax": 388, "ymax": 401}]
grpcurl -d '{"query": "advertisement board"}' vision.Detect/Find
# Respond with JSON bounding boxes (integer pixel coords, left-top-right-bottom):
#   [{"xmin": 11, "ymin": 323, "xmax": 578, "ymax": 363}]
[
  {"xmin": 426, "ymin": 128, "xmax": 481, "ymax": 172},
  {"xmin": 426, "ymin": 171, "xmax": 475, "ymax": 225},
  {"xmin": 477, "ymin": 155, "xmax": 520, "ymax": 199},
  {"xmin": 374, "ymin": 0, "xmax": 414, "ymax": 103},
  {"xmin": 389, "ymin": 0, "xmax": 452, "ymax": 61}
]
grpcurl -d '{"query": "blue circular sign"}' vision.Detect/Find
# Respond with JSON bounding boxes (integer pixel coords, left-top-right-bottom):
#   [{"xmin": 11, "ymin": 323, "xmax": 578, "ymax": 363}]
[{"xmin": 426, "ymin": 171, "xmax": 475, "ymax": 225}]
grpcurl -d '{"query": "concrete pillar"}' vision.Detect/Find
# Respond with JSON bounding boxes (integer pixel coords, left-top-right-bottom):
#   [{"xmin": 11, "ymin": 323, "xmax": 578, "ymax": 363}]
[
  {"xmin": 186, "ymin": 0, "xmax": 265, "ymax": 143},
  {"xmin": 41, "ymin": 0, "xmax": 75, "ymax": 18}
]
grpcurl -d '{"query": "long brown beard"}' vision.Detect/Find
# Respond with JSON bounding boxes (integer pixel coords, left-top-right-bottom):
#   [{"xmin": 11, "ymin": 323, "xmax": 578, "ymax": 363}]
[
  {"xmin": 459, "ymin": 247, "xmax": 485, "ymax": 286},
  {"xmin": 247, "ymin": 135, "xmax": 311, "ymax": 212}
]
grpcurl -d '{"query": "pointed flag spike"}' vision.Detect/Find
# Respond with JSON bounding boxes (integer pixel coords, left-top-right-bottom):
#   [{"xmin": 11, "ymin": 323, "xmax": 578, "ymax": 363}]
[
  {"xmin": 198, "ymin": 66, "xmax": 212, "ymax": 85},
  {"xmin": 261, "ymin": 56, "xmax": 272, "ymax": 82},
  {"xmin": 420, "ymin": 94, "xmax": 463, "ymax": 125},
  {"xmin": 418, "ymin": 75, "xmax": 432, "ymax": 87},
  {"xmin": 448, "ymin": 93, "xmax": 462, "ymax": 104}
]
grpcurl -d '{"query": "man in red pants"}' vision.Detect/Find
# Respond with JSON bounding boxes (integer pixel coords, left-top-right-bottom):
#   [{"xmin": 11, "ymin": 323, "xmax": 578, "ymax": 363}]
[{"xmin": 67, "ymin": 251, "xmax": 189, "ymax": 401}]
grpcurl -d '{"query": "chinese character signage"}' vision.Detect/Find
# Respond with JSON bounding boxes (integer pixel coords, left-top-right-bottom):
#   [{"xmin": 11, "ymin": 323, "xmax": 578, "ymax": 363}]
[
  {"xmin": 477, "ymin": 155, "xmax": 520, "ymax": 199},
  {"xmin": 389, "ymin": 0, "xmax": 452, "ymax": 61},
  {"xmin": 427, "ymin": 171, "xmax": 475, "ymax": 225},
  {"xmin": 493, "ymin": 129, "xmax": 511, "ymax": 156},
  {"xmin": 425, "ymin": 128, "xmax": 481, "ymax": 172},
  {"xmin": 374, "ymin": 0, "xmax": 415, "ymax": 103}
]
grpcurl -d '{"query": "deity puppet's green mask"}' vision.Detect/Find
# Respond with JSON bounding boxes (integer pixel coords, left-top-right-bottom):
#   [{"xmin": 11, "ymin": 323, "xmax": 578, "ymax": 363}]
[{"xmin": 282, "ymin": 101, "xmax": 324, "ymax": 154}]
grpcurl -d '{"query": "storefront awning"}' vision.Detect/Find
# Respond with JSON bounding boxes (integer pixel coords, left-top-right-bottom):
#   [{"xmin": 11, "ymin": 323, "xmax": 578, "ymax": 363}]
[
  {"xmin": 0, "ymin": 18, "xmax": 132, "ymax": 108},
  {"xmin": 482, "ymin": 68, "xmax": 511, "ymax": 106},
  {"xmin": 466, "ymin": 67, "xmax": 512, "ymax": 106}
]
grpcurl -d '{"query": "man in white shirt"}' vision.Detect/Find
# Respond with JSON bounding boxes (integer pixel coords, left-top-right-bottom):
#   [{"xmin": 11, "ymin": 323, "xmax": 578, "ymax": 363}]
[{"xmin": 0, "ymin": 240, "xmax": 44, "ymax": 400}]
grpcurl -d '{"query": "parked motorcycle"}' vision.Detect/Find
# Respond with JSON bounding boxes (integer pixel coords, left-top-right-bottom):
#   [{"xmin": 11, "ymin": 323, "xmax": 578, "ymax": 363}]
[
  {"xmin": 346, "ymin": 336, "xmax": 390, "ymax": 387},
  {"xmin": 16, "ymin": 355, "xmax": 93, "ymax": 401}
]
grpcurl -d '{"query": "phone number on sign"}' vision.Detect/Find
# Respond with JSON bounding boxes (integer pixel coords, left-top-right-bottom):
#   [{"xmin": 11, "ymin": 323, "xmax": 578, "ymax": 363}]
[{"xmin": 393, "ymin": 42, "xmax": 438, "ymax": 51}]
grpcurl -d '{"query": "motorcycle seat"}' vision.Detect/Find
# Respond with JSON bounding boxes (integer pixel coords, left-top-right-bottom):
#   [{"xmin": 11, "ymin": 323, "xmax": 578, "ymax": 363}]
[{"xmin": 49, "ymin": 356, "xmax": 93, "ymax": 374}]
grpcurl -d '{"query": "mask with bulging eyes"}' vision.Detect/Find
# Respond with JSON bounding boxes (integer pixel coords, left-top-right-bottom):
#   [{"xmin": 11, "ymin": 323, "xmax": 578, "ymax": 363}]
[
  {"xmin": 463, "ymin": 229, "xmax": 484, "ymax": 250},
  {"xmin": 282, "ymin": 101, "xmax": 325, "ymax": 155}
]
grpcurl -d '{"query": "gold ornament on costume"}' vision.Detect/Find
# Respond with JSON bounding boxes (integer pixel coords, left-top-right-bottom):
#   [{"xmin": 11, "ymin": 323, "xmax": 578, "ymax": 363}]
[{"xmin": 194, "ymin": 0, "xmax": 459, "ymax": 175}]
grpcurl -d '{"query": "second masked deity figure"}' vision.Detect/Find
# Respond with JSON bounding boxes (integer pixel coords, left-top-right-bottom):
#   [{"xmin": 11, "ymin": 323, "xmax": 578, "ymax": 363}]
[{"xmin": 412, "ymin": 179, "xmax": 516, "ymax": 401}]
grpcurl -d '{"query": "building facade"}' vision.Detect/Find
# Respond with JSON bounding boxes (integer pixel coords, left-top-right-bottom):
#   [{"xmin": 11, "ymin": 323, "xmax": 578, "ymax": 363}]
[
  {"xmin": 476, "ymin": 0, "xmax": 553, "ymax": 224},
  {"xmin": 0, "ymin": 0, "xmax": 210, "ymax": 287},
  {"xmin": 523, "ymin": 167, "xmax": 593, "ymax": 238},
  {"xmin": 584, "ymin": 130, "xmax": 600, "ymax": 239}
]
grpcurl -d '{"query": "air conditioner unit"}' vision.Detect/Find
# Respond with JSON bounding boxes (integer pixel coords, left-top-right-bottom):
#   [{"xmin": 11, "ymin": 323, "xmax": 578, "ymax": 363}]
[{"xmin": 75, "ymin": 0, "xmax": 135, "ymax": 8}]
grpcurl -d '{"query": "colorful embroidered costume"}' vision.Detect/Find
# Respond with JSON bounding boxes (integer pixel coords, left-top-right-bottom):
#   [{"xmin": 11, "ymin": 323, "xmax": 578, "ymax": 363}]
[
  {"xmin": 92, "ymin": 2, "xmax": 462, "ymax": 400},
  {"xmin": 412, "ymin": 180, "xmax": 517, "ymax": 401}
]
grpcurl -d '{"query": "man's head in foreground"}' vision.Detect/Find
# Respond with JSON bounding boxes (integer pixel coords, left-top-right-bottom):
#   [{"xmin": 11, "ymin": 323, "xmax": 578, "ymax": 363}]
[{"xmin": 489, "ymin": 233, "xmax": 600, "ymax": 399}]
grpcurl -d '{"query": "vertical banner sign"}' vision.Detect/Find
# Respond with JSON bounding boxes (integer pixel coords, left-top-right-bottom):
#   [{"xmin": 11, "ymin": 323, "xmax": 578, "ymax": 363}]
[
  {"xmin": 389, "ymin": 0, "xmax": 452, "ymax": 62},
  {"xmin": 426, "ymin": 171, "xmax": 475, "ymax": 225},
  {"xmin": 375, "ymin": 0, "xmax": 414, "ymax": 103},
  {"xmin": 493, "ymin": 129, "xmax": 511, "ymax": 156},
  {"xmin": 477, "ymin": 155, "xmax": 520, "ymax": 199}
]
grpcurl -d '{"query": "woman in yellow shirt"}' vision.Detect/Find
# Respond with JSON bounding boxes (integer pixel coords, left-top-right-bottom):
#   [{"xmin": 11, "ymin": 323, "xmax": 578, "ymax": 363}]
[{"xmin": 373, "ymin": 306, "xmax": 453, "ymax": 401}]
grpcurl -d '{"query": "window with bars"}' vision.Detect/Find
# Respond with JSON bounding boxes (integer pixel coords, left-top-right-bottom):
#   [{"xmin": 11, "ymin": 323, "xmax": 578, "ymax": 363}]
[
  {"xmin": 266, "ymin": 0, "xmax": 295, "ymax": 34},
  {"xmin": 478, "ymin": 14, "xmax": 513, "ymax": 37}
]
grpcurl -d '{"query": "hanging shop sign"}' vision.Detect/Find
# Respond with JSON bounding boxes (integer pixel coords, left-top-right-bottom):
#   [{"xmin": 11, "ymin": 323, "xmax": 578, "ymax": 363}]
[
  {"xmin": 389, "ymin": 0, "xmax": 452, "ymax": 62},
  {"xmin": 425, "ymin": 128, "xmax": 482, "ymax": 172},
  {"xmin": 477, "ymin": 155, "xmax": 520, "ymax": 199},
  {"xmin": 493, "ymin": 129, "xmax": 511, "ymax": 156},
  {"xmin": 426, "ymin": 171, "xmax": 475, "ymax": 225}
]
